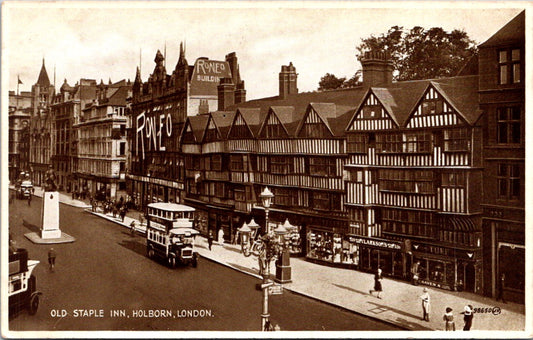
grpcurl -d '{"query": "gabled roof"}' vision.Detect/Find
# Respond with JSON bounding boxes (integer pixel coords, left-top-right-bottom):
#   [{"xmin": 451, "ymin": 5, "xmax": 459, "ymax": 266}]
[
  {"xmin": 186, "ymin": 114, "xmax": 210, "ymax": 143},
  {"xmin": 270, "ymin": 106, "xmax": 298, "ymax": 136},
  {"xmin": 430, "ymin": 75, "xmax": 480, "ymax": 125},
  {"xmin": 210, "ymin": 111, "xmax": 236, "ymax": 139},
  {"xmin": 228, "ymin": 86, "xmax": 366, "ymax": 117},
  {"xmin": 479, "ymin": 11, "xmax": 524, "ymax": 48},
  {"xmin": 237, "ymin": 107, "xmax": 263, "ymax": 136}
]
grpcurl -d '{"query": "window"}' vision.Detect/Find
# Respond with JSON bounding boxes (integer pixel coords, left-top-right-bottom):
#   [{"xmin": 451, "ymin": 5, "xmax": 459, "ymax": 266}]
[
  {"xmin": 230, "ymin": 154, "xmax": 244, "ymax": 171},
  {"xmin": 499, "ymin": 48, "xmax": 521, "ymax": 84},
  {"xmin": 347, "ymin": 134, "xmax": 368, "ymax": 154},
  {"xmin": 311, "ymin": 191, "xmax": 341, "ymax": 211},
  {"xmin": 271, "ymin": 156, "xmax": 291, "ymax": 175},
  {"xmin": 234, "ymin": 188, "xmax": 246, "ymax": 202},
  {"xmin": 444, "ymin": 128, "xmax": 470, "ymax": 152},
  {"xmin": 211, "ymin": 155, "xmax": 222, "ymax": 171},
  {"xmin": 309, "ymin": 157, "xmax": 336, "ymax": 177},
  {"xmin": 274, "ymin": 187, "xmax": 295, "ymax": 207},
  {"xmin": 497, "ymin": 107, "xmax": 521, "ymax": 144},
  {"xmin": 421, "ymin": 100, "xmax": 444, "ymax": 115},
  {"xmin": 376, "ymin": 133, "xmax": 403, "ymax": 153},
  {"xmin": 382, "ymin": 208, "xmax": 435, "ymax": 238},
  {"xmin": 441, "ymin": 172, "xmax": 466, "ymax": 187},
  {"xmin": 405, "ymin": 132, "xmax": 432, "ymax": 153},
  {"xmin": 119, "ymin": 142, "xmax": 126, "ymax": 156},
  {"xmin": 497, "ymin": 164, "xmax": 521, "ymax": 200},
  {"xmin": 379, "ymin": 169, "xmax": 434, "ymax": 194}
]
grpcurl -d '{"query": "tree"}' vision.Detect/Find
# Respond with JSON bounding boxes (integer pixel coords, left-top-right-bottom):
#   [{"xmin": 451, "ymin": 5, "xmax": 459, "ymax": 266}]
[
  {"xmin": 356, "ymin": 26, "xmax": 477, "ymax": 81},
  {"xmin": 318, "ymin": 71, "xmax": 361, "ymax": 91},
  {"xmin": 318, "ymin": 73, "xmax": 346, "ymax": 91}
]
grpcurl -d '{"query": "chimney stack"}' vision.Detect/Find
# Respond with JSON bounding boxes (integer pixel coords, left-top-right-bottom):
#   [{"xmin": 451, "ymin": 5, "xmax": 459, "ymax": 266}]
[
  {"xmin": 360, "ymin": 51, "xmax": 393, "ymax": 87},
  {"xmin": 279, "ymin": 62, "xmax": 298, "ymax": 99},
  {"xmin": 218, "ymin": 77, "xmax": 235, "ymax": 111}
]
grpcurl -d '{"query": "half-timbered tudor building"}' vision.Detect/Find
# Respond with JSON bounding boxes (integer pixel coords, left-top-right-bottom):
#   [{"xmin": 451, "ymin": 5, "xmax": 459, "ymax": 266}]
[
  {"xmin": 128, "ymin": 43, "xmax": 245, "ymax": 210},
  {"xmin": 478, "ymin": 11, "xmax": 524, "ymax": 303},
  {"xmin": 344, "ymin": 51, "xmax": 483, "ymax": 292}
]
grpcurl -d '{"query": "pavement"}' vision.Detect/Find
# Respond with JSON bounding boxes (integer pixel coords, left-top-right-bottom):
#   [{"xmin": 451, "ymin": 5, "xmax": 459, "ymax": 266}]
[{"xmin": 11, "ymin": 185, "xmax": 527, "ymax": 333}]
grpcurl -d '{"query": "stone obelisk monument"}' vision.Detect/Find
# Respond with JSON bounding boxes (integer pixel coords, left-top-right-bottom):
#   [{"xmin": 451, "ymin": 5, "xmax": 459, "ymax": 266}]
[{"xmin": 41, "ymin": 165, "xmax": 62, "ymax": 239}]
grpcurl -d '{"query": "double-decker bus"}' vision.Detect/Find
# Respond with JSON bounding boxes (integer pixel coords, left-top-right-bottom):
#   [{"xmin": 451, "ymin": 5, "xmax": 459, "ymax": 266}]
[{"xmin": 146, "ymin": 202, "xmax": 199, "ymax": 268}]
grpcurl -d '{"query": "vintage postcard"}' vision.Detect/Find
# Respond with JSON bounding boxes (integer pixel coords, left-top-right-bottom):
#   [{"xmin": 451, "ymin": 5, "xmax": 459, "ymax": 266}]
[{"xmin": 2, "ymin": 1, "xmax": 531, "ymax": 338}]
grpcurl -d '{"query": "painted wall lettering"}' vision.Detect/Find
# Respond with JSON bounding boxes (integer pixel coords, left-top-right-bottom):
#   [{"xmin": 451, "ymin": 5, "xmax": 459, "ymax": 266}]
[{"xmin": 135, "ymin": 111, "xmax": 172, "ymax": 160}]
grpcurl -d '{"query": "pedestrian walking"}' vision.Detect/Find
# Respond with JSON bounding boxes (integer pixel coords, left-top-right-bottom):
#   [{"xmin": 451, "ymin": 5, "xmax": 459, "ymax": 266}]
[
  {"xmin": 420, "ymin": 287, "xmax": 430, "ymax": 321},
  {"xmin": 411, "ymin": 261, "xmax": 420, "ymax": 285},
  {"xmin": 130, "ymin": 220, "xmax": 136, "ymax": 236},
  {"xmin": 208, "ymin": 230, "xmax": 214, "ymax": 251},
  {"xmin": 496, "ymin": 273, "xmax": 506, "ymax": 303},
  {"xmin": 27, "ymin": 193, "xmax": 32, "ymax": 206},
  {"xmin": 119, "ymin": 205, "xmax": 127, "ymax": 222},
  {"xmin": 460, "ymin": 305, "xmax": 474, "ymax": 330},
  {"xmin": 9, "ymin": 191, "xmax": 14, "ymax": 204},
  {"xmin": 443, "ymin": 307, "xmax": 456, "ymax": 331},
  {"xmin": 48, "ymin": 248, "xmax": 57, "ymax": 272},
  {"xmin": 369, "ymin": 268, "xmax": 383, "ymax": 299}
]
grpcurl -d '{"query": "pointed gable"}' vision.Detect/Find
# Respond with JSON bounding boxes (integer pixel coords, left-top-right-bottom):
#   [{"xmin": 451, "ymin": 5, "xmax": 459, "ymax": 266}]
[
  {"xmin": 258, "ymin": 107, "xmax": 291, "ymax": 138},
  {"xmin": 204, "ymin": 115, "xmax": 223, "ymax": 142},
  {"xmin": 406, "ymin": 76, "xmax": 478, "ymax": 129},
  {"xmin": 210, "ymin": 111, "xmax": 235, "ymax": 139},
  {"xmin": 298, "ymin": 103, "xmax": 334, "ymax": 138},
  {"xmin": 238, "ymin": 107, "xmax": 263, "ymax": 136},
  {"xmin": 182, "ymin": 115, "xmax": 209, "ymax": 143},
  {"xmin": 228, "ymin": 109, "xmax": 254, "ymax": 139},
  {"xmin": 347, "ymin": 91, "xmax": 398, "ymax": 131}
]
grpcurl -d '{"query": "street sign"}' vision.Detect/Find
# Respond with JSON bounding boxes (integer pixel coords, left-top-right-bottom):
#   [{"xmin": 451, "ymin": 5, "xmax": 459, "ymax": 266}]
[{"xmin": 268, "ymin": 284, "xmax": 283, "ymax": 295}]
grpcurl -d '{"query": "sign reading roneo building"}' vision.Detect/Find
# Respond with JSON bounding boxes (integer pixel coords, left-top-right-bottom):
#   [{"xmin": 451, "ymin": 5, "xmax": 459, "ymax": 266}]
[{"xmin": 190, "ymin": 58, "xmax": 232, "ymax": 96}]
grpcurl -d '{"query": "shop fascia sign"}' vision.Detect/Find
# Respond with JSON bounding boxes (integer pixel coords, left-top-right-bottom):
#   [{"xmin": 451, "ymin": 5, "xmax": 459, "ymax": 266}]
[
  {"xmin": 350, "ymin": 236, "xmax": 402, "ymax": 250},
  {"xmin": 135, "ymin": 109, "xmax": 172, "ymax": 160}
]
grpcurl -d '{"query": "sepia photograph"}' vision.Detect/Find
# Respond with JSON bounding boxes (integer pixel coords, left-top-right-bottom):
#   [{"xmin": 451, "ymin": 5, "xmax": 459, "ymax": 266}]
[{"xmin": 1, "ymin": 1, "xmax": 530, "ymax": 337}]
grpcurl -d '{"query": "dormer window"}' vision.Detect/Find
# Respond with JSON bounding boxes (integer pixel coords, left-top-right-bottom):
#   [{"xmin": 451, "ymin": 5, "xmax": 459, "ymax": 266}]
[{"xmin": 499, "ymin": 48, "xmax": 521, "ymax": 84}]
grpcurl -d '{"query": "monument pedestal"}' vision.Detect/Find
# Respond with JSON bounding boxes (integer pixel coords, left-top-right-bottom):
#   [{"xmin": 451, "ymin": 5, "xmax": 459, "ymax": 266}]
[{"xmin": 41, "ymin": 191, "xmax": 61, "ymax": 239}]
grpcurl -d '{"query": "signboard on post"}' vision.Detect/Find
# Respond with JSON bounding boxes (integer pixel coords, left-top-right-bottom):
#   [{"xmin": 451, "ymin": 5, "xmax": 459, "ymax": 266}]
[{"xmin": 268, "ymin": 284, "xmax": 283, "ymax": 295}]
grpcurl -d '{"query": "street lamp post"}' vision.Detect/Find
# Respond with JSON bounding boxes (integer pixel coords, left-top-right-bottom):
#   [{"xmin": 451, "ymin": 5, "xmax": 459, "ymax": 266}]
[{"xmin": 259, "ymin": 187, "xmax": 274, "ymax": 234}]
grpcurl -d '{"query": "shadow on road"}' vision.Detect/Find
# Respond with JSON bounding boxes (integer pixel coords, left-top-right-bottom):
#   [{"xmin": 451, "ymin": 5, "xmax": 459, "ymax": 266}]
[
  {"xmin": 367, "ymin": 300, "xmax": 421, "ymax": 322},
  {"xmin": 393, "ymin": 317, "xmax": 433, "ymax": 331},
  {"xmin": 332, "ymin": 283, "xmax": 370, "ymax": 296},
  {"xmin": 22, "ymin": 219, "xmax": 41, "ymax": 233},
  {"xmin": 117, "ymin": 239, "xmax": 146, "ymax": 257}
]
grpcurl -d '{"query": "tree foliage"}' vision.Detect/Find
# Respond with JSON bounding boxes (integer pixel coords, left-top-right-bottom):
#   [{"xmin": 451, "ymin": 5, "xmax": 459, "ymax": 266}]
[
  {"xmin": 356, "ymin": 26, "xmax": 478, "ymax": 81},
  {"xmin": 318, "ymin": 70, "xmax": 361, "ymax": 91}
]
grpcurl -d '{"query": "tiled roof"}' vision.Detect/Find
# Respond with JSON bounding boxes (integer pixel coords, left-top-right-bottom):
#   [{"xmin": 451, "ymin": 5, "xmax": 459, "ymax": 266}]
[
  {"xmin": 106, "ymin": 86, "xmax": 131, "ymax": 106},
  {"xmin": 479, "ymin": 11, "xmax": 524, "ymax": 48},
  {"xmin": 187, "ymin": 114, "xmax": 209, "ymax": 142},
  {"xmin": 431, "ymin": 75, "xmax": 480, "ymax": 125},
  {"xmin": 210, "ymin": 111, "xmax": 236, "ymax": 139}
]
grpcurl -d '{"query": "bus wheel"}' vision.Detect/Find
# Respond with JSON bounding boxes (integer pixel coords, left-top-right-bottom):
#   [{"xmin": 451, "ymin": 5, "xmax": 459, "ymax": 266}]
[
  {"xmin": 148, "ymin": 248, "xmax": 155, "ymax": 259},
  {"xmin": 168, "ymin": 257, "xmax": 176, "ymax": 268}
]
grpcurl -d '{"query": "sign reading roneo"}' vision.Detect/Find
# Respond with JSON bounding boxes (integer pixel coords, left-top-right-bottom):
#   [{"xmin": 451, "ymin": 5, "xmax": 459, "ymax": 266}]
[{"xmin": 190, "ymin": 58, "xmax": 232, "ymax": 96}]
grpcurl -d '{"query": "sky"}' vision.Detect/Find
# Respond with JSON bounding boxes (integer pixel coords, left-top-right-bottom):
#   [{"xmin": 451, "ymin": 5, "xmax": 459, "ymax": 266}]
[{"xmin": 2, "ymin": 2, "xmax": 525, "ymax": 101}]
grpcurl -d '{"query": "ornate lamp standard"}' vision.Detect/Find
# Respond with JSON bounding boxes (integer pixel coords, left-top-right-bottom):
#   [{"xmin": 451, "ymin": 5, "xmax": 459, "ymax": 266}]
[
  {"xmin": 259, "ymin": 187, "xmax": 274, "ymax": 234},
  {"xmin": 238, "ymin": 187, "xmax": 288, "ymax": 331}
]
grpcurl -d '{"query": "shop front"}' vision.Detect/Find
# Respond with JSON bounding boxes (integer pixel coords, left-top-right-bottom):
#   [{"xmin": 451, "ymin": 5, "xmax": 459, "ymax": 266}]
[
  {"xmin": 127, "ymin": 174, "xmax": 184, "ymax": 211},
  {"xmin": 411, "ymin": 241, "xmax": 482, "ymax": 292},
  {"xmin": 306, "ymin": 228, "xmax": 359, "ymax": 267},
  {"xmin": 352, "ymin": 236, "xmax": 409, "ymax": 278}
]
